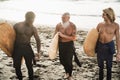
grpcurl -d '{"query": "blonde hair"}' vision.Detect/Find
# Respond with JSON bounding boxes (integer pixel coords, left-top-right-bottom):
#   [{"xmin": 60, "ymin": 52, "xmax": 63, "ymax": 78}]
[{"xmin": 103, "ymin": 7, "xmax": 115, "ymax": 23}]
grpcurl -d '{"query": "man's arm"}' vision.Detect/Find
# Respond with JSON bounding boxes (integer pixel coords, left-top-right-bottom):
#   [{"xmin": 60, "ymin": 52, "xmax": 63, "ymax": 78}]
[
  {"xmin": 71, "ymin": 23, "xmax": 77, "ymax": 36},
  {"xmin": 115, "ymin": 23, "xmax": 120, "ymax": 62},
  {"xmin": 59, "ymin": 32, "xmax": 76, "ymax": 41},
  {"xmin": 96, "ymin": 23, "xmax": 101, "ymax": 32},
  {"xmin": 59, "ymin": 23, "xmax": 77, "ymax": 41},
  {"xmin": 33, "ymin": 27, "xmax": 41, "ymax": 54},
  {"xmin": 115, "ymin": 24, "xmax": 120, "ymax": 53},
  {"xmin": 13, "ymin": 23, "xmax": 18, "ymax": 31}
]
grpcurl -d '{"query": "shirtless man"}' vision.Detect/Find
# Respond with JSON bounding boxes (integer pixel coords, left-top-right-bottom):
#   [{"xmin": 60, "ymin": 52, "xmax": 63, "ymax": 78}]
[
  {"xmin": 54, "ymin": 12, "xmax": 76, "ymax": 80},
  {"xmin": 96, "ymin": 8, "xmax": 120, "ymax": 80},
  {"xmin": 12, "ymin": 11, "xmax": 41, "ymax": 80}
]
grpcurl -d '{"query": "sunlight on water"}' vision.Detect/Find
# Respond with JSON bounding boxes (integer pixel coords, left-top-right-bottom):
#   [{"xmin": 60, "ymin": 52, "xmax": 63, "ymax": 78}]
[{"xmin": 0, "ymin": 0, "xmax": 120, "ymax": 29}]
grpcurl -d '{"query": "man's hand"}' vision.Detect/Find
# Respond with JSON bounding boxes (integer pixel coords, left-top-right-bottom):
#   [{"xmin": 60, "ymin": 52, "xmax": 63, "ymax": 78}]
[
  {"xmin": 116, "ymin": 53, "xmax": 120, "ymax": 62},
  {"xmin": 58, "ymin": 32, "xmax": 64, "ymax": 37},
  {"xmin": 35, "ymin": 53, "xmax": 41, "ymax": 61}
]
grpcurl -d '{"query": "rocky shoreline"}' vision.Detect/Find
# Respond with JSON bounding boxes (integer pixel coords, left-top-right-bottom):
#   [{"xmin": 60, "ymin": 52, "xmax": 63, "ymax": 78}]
[{"xmin": 0, "ymin": 21, "xmax": 120, "ymax": 80}]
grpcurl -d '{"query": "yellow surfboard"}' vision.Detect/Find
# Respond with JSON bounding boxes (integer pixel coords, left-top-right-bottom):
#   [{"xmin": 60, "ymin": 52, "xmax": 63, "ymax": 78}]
[
  {"xmin": 0, "ymin": 23, "xmax": 16, "ymax": 57},
  {"xmin": 83, "ymin": 28, "xmax": 99, "ymax": 57},
  {"xmin": 48, "ymin": 33, "xmax": 59, "ymax": 60}
]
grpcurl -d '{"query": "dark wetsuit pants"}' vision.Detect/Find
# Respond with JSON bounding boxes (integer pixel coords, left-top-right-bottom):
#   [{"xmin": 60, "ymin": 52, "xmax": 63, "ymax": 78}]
[
  {"xmin": 96, "ymin": 41, "xmax": 115, "ymax": 80},
  {"xmin": 12, "ymin": 44, "xmax": 34, "ymax": 80},
  {"xmin": 59, "ymin": 41, "xmax": 74, "ymax": 76}
]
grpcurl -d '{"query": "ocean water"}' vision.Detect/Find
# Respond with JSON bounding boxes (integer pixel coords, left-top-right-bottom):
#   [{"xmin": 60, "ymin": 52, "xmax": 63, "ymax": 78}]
[{"xmin": 0, "ymin": 0, "xmax": 120, "ymax": 30}]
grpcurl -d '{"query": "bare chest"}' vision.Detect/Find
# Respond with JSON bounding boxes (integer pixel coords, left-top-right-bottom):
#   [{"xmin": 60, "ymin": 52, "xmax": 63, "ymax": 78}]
[
  {"xmin": 59, "ymin": 25, "xmax": 73, "ymax": 36},
  {"xmin": 99, "ymin": 25, "xmax": 116, "ymax": 35},
  {"xmin": 16, "ymin": 26, "xmax": 33, "ymax": 36}
]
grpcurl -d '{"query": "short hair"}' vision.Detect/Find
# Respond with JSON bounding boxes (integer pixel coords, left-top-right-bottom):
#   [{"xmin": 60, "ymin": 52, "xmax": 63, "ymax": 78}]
[
  {"xmin": 103, "ymin": 7, "xmax": 115, "ymax": 23},
  {"xmin": 62, "ymin": 12, "xmax": 70, "ymax": 17},
  {"xmin": 25, "ymin": 11, "xmax": 35, "ymax": 19}
]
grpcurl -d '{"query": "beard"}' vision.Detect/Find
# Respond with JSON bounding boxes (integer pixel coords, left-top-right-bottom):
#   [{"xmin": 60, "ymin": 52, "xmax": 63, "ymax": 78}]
[{"xmin": 61, "ymin": 21, "xmax": 70, "ymax": 27}]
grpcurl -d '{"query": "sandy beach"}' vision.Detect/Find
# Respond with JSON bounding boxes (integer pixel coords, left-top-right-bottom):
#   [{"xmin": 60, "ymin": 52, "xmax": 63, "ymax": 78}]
[{"xmin": 0, "ymin": 20, "xmax": 120, "ymax": 80}]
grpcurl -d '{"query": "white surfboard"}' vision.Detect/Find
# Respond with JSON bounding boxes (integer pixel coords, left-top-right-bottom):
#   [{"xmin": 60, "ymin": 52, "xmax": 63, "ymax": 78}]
[{"xmin": 48, "ymin": 33, "xmax": 59, "ymax": 59}]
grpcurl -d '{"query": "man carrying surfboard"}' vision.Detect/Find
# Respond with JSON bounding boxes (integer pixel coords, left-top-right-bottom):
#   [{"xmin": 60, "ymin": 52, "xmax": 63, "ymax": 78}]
[
  {"xmin": 12, "ymin": 11, "xmax": 41, "ymax": 80},
  {"xmin": 96, "ymin": 8, "xmax": 120, "ymax": 80},
  {"xmin": 54, "ymin": 12, "xmax": 77, "ymax": 80}
]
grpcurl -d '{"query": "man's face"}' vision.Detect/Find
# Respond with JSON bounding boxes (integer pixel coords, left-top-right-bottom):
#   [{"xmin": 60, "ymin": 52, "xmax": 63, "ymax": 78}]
[
  {"xmin": 62, "ymin": 15, "xmax": 70, "ymax": 23},
  {"xmin": 26, "ymin": 17, "xmax": 35, "ymax": 25},
  {"xmin": 102, "ymin": 13, "xmax": 109, "ymax": 22}
]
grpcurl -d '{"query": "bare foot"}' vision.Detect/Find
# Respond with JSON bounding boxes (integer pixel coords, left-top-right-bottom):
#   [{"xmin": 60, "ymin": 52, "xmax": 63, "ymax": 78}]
[
  {"xmin": 68, "ymin": 76, "xmax": 73, "ymax": 80},
  {"xmin": 63, "ymin": 73, "xmax": 69, "ymax": 79}
]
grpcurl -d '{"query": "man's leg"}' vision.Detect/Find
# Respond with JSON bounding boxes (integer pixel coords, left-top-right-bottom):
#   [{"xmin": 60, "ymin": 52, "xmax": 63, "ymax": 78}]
[
  {"xmin": 97, "ymin": 56, "xmax": 104, "ymax": 80},
  {"xmin": 59, "ymin": 48, "xmax": 70, "ymax": 78},
  {"xmin": 59, "ymin": 42, "xmax": 73, "ymax": 79},
  {"xmin": 63, "ymin": 52, "xmax": 73, "ymax": 78},
  {"xmin": 64, "ymin": 52, "xmax": 74, "ymax": 80},
  {"xmin": 99, "ymin": 67, "xmax": 104, "ymax": 80},
  {"xmin": 13, "ymin": 55, "xmax": 23, "ymax": 80},
  {"xmin": 24, "ymin": 55, "xmax": 33, "ymax": 80},
  {"xmin": 67, "ymin": 58, "xmax": 73, "ymax": 77},
  {"xmin": 15, "ymin": 67, "xmax": 22, "ymax": 80},
  {"xmin": 59, "ymin": 54, "xmax": 69, "ymax": 78},
  {"xmin": 106, "ymin": 54, "xmax": 113, "ymax": 80}
]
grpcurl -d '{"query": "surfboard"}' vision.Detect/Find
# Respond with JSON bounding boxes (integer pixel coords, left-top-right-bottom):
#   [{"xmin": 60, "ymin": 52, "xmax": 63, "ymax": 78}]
[
  {"xmin": 83, "ymin": 28, "xmax": 99, "ymax": 57},
  {"xmin": 0, "ymin": 23, "xmax": 16, "ymax": 57},
  {"xmin": 48, "ymin": 33, "xmax": 59, "ymax": 60}
]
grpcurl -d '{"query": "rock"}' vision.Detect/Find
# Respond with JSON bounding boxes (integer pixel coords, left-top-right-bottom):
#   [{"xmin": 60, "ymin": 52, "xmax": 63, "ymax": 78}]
[
  {"xmin": 0, "ymin": 63, "xmax": 4, "ymax": 69},
  {"xmin": 42, "ymin": 52, "xmax": 48, "ymax": 57},
  {"xmin": 0, "ymin": 26, "xmax": 120, "ymax": 80}
]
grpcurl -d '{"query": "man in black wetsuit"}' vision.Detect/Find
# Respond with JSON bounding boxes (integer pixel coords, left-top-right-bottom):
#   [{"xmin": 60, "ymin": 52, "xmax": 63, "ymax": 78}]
[{"xmin": 12, "ymin": 11, "xmax": 41, "ymax": 80}]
